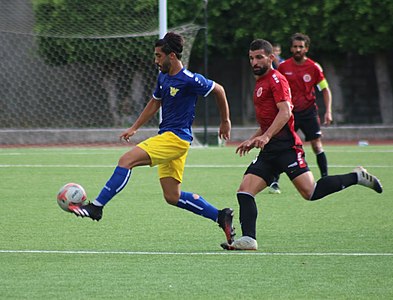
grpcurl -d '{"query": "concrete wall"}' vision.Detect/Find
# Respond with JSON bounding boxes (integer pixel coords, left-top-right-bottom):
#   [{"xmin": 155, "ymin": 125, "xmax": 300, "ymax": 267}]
[{"xmin": 1, "ymin": 126, "xmax": 392, "ymax": 146}]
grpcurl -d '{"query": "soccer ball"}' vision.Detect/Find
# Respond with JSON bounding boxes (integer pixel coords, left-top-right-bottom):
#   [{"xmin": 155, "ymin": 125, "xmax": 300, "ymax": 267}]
[{"xmin": 57, "ymin": 183, "xmax": 88, "ymax": 212}]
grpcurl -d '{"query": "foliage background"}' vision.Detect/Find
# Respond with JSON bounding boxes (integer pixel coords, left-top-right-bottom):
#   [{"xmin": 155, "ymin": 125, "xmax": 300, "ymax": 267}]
[
  {"xmin": 168, "ymin": 0, "xmax": 393, "ymax": 125},
  {"xmin": 168, "ymin": 0, "xmax": 393, "ymax": 57}
]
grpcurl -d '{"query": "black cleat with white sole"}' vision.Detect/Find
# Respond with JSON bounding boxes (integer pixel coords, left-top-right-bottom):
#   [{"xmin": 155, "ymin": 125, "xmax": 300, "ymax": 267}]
[
  {"xmin": 217, "ymin": 208, "xmax": 236, "ymax": 245},
  {"xmin": 69, "ymin": 203, "xmax": 103, "ymax": 221}
]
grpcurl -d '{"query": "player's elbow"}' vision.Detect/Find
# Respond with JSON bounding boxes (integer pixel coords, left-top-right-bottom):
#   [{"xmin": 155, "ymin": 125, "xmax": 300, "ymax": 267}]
[
  {"xmin": 277, "ymin": 101, "xmax": 292, "ymax": 120},
  {"xmin": 279, "ymin": 108, "xmax": 292, "ymax": 122},
  {"xmin": 213, "ymin": 83, "xmax": 225, "ymax": 96},
  {"xmin": 284, "ymin": 109, "xmax": 292, "ymax": 120}
]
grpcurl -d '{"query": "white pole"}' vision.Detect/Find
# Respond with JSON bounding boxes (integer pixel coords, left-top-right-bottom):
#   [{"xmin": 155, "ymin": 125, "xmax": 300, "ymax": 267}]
[
  {"xmin": 158, "ymin": 0, "xmax": 167, "ymax": 123},
  {"xmin": 159, "ymin": 0, "xmax": 167, "ymax": 38}
]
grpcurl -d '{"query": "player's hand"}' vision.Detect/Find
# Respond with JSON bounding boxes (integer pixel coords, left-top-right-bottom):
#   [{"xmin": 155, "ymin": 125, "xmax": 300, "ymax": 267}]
[
  {"xmin": 251, "ymin": 135, "xmax": 269, "ymax": 150},
  {"xmin": 119, "ymin": 127, "xmax": 137, "ymax": 142},
  {"xmin": 236, "ymin": 140, "xmax": 254, "ymax": 156},
  {"xmin": 218, "ymin": 119, "xmax": 231, "ymax": 141},
  {"xmin": 323, "ymin": 111, "xmax": 332, "ymax": 126}
]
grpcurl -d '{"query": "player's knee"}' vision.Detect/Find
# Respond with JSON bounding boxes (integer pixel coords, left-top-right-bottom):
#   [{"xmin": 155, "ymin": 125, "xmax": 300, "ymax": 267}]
[
  {"xmin": 296, "ymin": 185, "xmax": 314, "ymax": 200},
  {"xmin": 118, "ymin": 148, "xmax": 151, "ymax": 169},
  {"xmin": 164, "ymin": 195, "xmax": 177, "ymax": 205},
  {"xmin": 297, "ymin": 189, "xmax": 312, "ymax": 200},
  {"xmin": 311, "ymin": 141, "xmax": 323, "ymax": 154},
  {"xmin": 163, "ymin": 192, "xmax": 182, "ymax": 206},
  {"xmin": 311, "ymin": 145, "xmax": 320, "ymax": 153},
  {"xmin": 118, "ymin": 154, "xmax": 132, "ymax": 168}
]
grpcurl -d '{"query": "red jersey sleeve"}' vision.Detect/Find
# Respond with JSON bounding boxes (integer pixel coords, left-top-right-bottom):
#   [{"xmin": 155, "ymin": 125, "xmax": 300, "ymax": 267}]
[
  {"xmin": 313, "ymin": 62, "xmax": 325, "ymax": 87},
  {"xmin": 254, "ymin": 70, "xmax": 292, "ymax": 133},
  {"xmin": 270, "ymin": 71, "xmax": 292, "ymax": 106}
]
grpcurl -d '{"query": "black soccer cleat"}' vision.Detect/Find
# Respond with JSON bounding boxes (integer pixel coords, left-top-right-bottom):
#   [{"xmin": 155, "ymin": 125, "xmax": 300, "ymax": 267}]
[
  {"xmin": 220, "ymin": 242, "xmax": 236, "ymax": 250},
  {"xmin": 217, "ymin": 208, "xmax": 236, "ymax": 245},
  {"xmin": 69, "ymin": 203, "xmax": 103, "ymax": 221}
]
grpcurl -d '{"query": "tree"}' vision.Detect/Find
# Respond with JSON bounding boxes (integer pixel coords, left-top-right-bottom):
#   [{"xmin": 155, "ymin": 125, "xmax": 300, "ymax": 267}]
[
  {"xmin": 170, "ymin": 0, "xmax": 393, "ymax": 124},
  {"xmin": 33, "ymin": 0, "xmax": 393, "ymax": 125},
  {"xmin": 170, "ymin": 0, "xmax": 328, "ymax": 58},
  {"xmin": 323, "ymin": 0, "xmax": 393, "ymax": 124}
]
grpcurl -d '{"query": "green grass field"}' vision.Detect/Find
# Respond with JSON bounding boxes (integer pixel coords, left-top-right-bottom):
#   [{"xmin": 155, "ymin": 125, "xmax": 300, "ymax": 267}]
[{"xmin": 1, "ymin": 145, "xmax": 392, "ymax": 299}]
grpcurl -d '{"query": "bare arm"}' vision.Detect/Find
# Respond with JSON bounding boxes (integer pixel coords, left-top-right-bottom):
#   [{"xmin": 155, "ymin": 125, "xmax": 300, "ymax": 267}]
[
  {"xmin": 211, "ymin": 83, "xmax": 231, "ymax": 140},
  {"xmin": 322, "ymin": 87, "xmax": 332, "ymax": 125},
  {"xmin": 236, "ymin": 101, "xmax": 292, "ymax": 156},
  {"xmin": 120, "ymin": 98, "xmax": 161, "ymax": 142}
]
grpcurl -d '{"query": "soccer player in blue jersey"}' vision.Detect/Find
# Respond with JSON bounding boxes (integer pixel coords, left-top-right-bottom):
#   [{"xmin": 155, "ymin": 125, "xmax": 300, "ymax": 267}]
[{"xmin": 70, "ymin": 32, "xmax": 235, "ymax": 245}]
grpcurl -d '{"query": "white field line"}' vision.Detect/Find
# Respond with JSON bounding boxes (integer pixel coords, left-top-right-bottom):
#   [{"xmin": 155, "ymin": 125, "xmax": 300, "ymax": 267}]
[
  {"xmin": 0, "ymin": 164, "xmax": 390, "ymax": 168},
  {"xmin": 0, "ymin": 249, "xmax": 393, "ymax": 256},
  {"xmin": 1, "ymin": 149, "xmax": 393, "ymax": 156}
]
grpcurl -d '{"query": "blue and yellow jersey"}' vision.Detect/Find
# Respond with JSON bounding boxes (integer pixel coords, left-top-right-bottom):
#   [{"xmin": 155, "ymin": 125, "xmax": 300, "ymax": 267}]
[{"xmin": 153, "ymin": 68, "xmax": 215, "ymax": 142}]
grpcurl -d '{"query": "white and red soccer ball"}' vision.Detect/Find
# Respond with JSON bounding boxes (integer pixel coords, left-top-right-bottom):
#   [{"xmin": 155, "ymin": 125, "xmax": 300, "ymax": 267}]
[{"xmin": 57, "ymin": 183, "xmax": 88, "ymax": 212}]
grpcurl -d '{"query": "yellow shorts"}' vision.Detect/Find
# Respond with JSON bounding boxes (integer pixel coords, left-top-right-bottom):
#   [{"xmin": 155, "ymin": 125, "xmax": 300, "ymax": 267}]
[{"xmin": 137, "ymin": 131, "xmax": 190, "ymax": 182}]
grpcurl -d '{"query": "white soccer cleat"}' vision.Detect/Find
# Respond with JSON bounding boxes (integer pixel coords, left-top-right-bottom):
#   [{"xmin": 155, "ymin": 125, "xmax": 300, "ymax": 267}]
[
  {"xmin": 353, "ymin": 166, "xmax": 383, "ymax": 193},
  {"xmin": 268, "ymin": 182, "xmax": 281, "ymax": 194},
  {"xmin": 221, "ymin": 236, "xmax": 258, "ymax": 250}
]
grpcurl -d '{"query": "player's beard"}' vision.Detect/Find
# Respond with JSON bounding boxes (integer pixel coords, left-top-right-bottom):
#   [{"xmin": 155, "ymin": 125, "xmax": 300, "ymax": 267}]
[
  {"xmin": 158, "ymin": 57, "xmax": 171, "ymax": 73},
  {"xmin": 253, "ymin": 65, "xmax": 268, "ymax": 76},
  {"xmin": 293, "ymin": 53, "xmax": 303, "ymax": 62}
]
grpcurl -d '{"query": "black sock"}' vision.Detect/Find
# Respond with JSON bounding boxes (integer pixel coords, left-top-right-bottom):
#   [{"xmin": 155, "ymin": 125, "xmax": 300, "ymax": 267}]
[
  {"xmin": 317, "ymin": 152, "xmax": 328, "ymax": 177},
  {"xmin": 272, "ymin": 173, "xmax": 280, "ymax": 184},
  {"xmin": 237, "ymin": 192, "xmax": 257, "ymax": 239},
  {"xmin": 310, "ymin": 173, "xmax": 357, "ymax": 200}
]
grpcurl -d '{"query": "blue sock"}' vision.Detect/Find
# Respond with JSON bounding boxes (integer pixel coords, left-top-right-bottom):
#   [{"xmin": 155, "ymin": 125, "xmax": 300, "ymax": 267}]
[
  {"xmin": 177, "ymin": 191, "xmax": 219, "ymax": 222},
  {"xmin": 95, "ymin": 166, "xmax": 131, "ymax": 206}
]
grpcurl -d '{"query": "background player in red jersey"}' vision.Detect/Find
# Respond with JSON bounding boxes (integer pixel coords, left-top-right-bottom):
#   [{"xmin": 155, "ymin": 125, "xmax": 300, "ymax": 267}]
[
  {"xmin": 267, "ymin": 33, "xmax": 332, "ymax": 195},
  {"xmin": 279, "ymin": 33, "xmax": 332, "ymax": 177},
  {"xmin": 221, "ymin": 39, "xmax": 382, "ymax": 251}
]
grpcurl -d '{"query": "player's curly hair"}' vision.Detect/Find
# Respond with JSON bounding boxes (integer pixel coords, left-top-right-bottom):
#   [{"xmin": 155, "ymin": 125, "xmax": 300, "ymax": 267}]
[
  {"xmin": 290, "ymin": 33, "xmax": 311, "ymax": 48},
  {"xmin": 155, "ymin": 32, "xmax": 184, "ymax": 59},
  {"xmin": 249, "ymin": 39, "xmax": 273, "ymax": 55}
]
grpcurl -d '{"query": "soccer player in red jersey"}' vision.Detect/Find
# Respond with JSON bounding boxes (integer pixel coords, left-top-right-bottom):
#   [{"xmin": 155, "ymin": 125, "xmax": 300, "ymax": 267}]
[
  {"xmin": 278, "ymin": 33, "xmax": 332, "ymax": 179},
  {"xmin": 221, "ymin": 39, "xmax": 382, "ymax": 250}
]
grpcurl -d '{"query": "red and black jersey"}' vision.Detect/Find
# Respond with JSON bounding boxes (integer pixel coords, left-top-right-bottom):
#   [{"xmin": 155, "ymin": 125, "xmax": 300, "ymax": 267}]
[
  {"xmin": 278, "ymin": 57, "xmax": 325, "ymax": 112},
  {"xmin": 253, "ymin": 69, "xmax": 303, "ymax": 152}
]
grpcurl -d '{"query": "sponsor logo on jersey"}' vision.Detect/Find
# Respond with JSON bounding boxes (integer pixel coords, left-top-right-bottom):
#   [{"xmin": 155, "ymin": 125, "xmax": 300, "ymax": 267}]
[
  {"xmin": 170, "ymin": 86, "xmax": 179, "ymax": 97},
  {"xmin": 257, "ymin": 87, "xmax": 263, "ymax": 97},
  {"xmin": 303, "ymin": 74, "xmax": 312, "ymax": 82}
]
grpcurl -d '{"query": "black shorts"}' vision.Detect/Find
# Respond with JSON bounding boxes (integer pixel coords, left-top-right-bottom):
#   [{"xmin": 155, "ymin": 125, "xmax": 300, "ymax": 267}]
[
  {"xmin": 293, "ymin": 105, "xmax": 321, "ymax": 141},
  {"xmin": 245, "ymin": 146, "xmax": 310, "ymax": 185}
]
